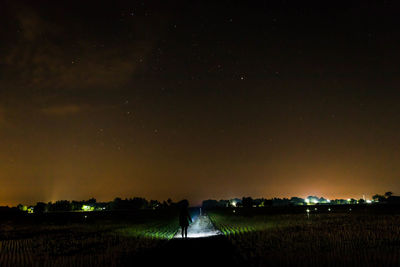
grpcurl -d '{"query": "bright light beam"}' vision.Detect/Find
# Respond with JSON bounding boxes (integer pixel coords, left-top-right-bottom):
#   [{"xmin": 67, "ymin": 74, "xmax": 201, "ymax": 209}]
[{"xmin": 174, "ymin": 214, "xmax": 222, "ymax": 239}]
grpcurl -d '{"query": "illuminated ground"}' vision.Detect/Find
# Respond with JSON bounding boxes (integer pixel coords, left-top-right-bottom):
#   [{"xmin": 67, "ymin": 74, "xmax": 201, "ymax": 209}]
[
  {"xmin": 173, "ymin": 214, "xmax": 222, "ymax": 238},
  {"xmin": 144, "ymin": 225, "xmax": 241, "ymax": 266}
]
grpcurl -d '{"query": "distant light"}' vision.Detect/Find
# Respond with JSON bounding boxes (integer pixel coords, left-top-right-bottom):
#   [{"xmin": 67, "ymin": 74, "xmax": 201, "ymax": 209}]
[
  {"xmin": 327, "ymin": 199, "xmax": 331, "ymax": 203},
  {"xmin": 306, "ymin": 209, "xmax": 310, "ymax": 213},
  {"xmin": 314, "ymin": 208, "xmax": 317, "ymax": 211},
  {"xmin": 312, "ymin": 199, "xmax": 319, "ymax": 204},
  {"xmin": 305, "ymin": 199, "xmax": 310, "ymax": 203},
  {"xmin": 231, "ymin": 201, "xmax": 237, "ymax": 207},
  {"xmin": 349, "ymin": 208, "xmax": 352, "ymax": 211},
  {"xmin": 347, "ymin": 199, "xmax": 351, "ymax": 202},
  {"xmin": 366, "ymin": 200, "xmax": 372, "ymax": 204},
  {"xmin": 233, "ymin": 210, "xmax": 236, "ymax": 213},
  {"xmin": 84, "ymin": 215, "xmax": 87, "ymax": 218},
  {"xmin": 328, "ymin": 208, "xmax": 331, "ymax": 211},
  {"xmin": 82, "ymin": 205, "xmax": 94, "ymax": 211}
]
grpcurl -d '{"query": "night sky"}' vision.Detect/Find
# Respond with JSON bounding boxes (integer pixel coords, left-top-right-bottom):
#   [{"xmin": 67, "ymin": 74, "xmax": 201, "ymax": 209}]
[{"xmin": 1, "ymin": 0, "xmax": 400, "ymax": 206}]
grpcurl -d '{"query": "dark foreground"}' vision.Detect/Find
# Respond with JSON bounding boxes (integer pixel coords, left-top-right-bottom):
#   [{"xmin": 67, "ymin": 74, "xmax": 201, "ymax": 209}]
[
  {"xmin": 137, "ymin": 236, "xmax": 243, "ymax": 267},
  {"xmin": 2, "ymin": 205, "xmax": 400, "ymax": 266}
]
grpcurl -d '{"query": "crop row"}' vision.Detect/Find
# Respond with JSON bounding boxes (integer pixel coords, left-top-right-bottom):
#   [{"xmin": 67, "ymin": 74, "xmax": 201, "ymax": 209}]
[
  {"xmin": 208, "ymin": 211, "xmax": 400, "ymax": 266},
  {"xmin": 0, "ymin": 217, "xmax": 179, "ymax": 267}
]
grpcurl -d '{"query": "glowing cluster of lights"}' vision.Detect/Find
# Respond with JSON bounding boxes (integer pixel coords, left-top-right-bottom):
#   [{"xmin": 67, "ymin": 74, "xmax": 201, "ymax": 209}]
[
  {"xmin": 303, "ymin": 196, "xmax": 374, "ymax": 205},
  {"xmin": 305, "ymin": 197, "xmax": 322, "ymax": 204},
  {"xmin": 82, "ymin": 205, "xmax": 94, "ymax": 211}
]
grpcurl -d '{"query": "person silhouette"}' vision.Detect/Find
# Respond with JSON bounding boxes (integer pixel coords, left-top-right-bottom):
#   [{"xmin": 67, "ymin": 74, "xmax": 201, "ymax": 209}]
[{"xmin": 179, "ymin": 200, "xmax": 192, "ymax": 238}]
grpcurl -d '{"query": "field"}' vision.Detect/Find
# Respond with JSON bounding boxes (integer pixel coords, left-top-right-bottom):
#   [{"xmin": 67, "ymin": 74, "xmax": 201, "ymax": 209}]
[
  {"xmin": 208, "ymin": 206, "xmax": 400, "ymax": 266},
  {"xmin": 2, "ymin": 206, "xmax": 400, "ymax": 266},
  {"xmin": 0, "ymin": 210, "xmax": 181, "ymax": 267}
]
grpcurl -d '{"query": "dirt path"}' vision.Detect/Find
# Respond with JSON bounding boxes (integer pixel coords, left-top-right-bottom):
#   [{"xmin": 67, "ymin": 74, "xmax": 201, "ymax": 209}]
[{"xmin": 137, "ymin": 214, "xmax": 243, "ymax": 266}]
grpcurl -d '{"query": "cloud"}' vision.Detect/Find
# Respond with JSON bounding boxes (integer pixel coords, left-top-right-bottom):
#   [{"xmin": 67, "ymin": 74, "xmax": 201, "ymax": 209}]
[
  {"xmin": 0, "ymin": 2, "xmax": 172, "ymax": 120},
  {"xmin": 1, "ymin": 4, "xmax": 167, "ymax": 95},
  {"xmin": 41, "ymin": 104, "xmax": 82, "ymax": 116}
]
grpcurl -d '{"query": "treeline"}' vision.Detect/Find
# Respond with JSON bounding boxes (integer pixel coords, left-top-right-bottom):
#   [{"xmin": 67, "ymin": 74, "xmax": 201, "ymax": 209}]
[
  {"xmin": 16, "ymin": 197, "xmax": 185, "ymax": 214},
  {"xmin": 11, "ymin": 192, "xmax": 400, "ymax": 214},
  {"xmin": 202, "ymin": 192, "xmax": 400, "ymax": 209}
]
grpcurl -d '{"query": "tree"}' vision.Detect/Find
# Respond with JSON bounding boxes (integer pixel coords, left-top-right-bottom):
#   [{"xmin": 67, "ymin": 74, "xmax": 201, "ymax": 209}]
[
  {"xmin": 35, "ymin": 202, "xmax": 47, "ymax": 214},
  {"xmin": 254, "ymin": 198, "xmax": 267, "ymax": 207},
  {"xmin": 150, "ymin": 200, "xmax": 161, "ymax": 209},
  {"xmin": 71, "ymin": 201, "xmax": 82, "ymax": 211},
  {"xmin": 110, "ymin": 197, "xmax": 122, "ymax": 210},
  {"xmin": 17, "ymin": 204, "xmax": 27, "ymax": 211},
  {"xmin": 385, "ymin": 192, "xmax": 393, "ymax": 198},
  {"xmin": 202, "ymin": 199, "xmax": 218, "ymax": 209},
  {"xmin": 49, "ymin": 200, "xmax": 72, "ymax": 212},
  {"xmin": 130, "ymin": 197, "xmax": 148, "ymax": 209},
  {"xmin": 372, "ymin": 194, "xmax": 385, "ymax": 202},
  {"xmin": 242, "ymin": 197, "xmax": 254, "ymax": 208},
  {"xmin": 290, "ymin": 197, "xmax": 305, "ymax": 206},
  {"xmin": 349, "ymin": 198, "xmax": 357, "ymax": 204},
  {"xmin": 218, "ymin": 200, "xmax": 229, "ymax": 208},
  {"xmin": 87, "ymin": 198, "xmax": 97, "ymax": 204}
]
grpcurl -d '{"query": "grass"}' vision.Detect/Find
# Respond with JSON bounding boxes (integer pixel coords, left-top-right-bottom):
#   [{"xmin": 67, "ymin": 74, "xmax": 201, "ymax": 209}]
[
  {"xmin": 3, "ymin": 208, "xmax": 400, "ymax": 266},
  {"xmin": 115, "ymin": 216, "xmax": 179, "ymax": 239},
  {"xmin": 208, "ymin": 209, "xmax": 400, "ymax": 266},
  {"xmin": 0, "ymin": 212, "xmax": 180, "ymax": 267}
]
